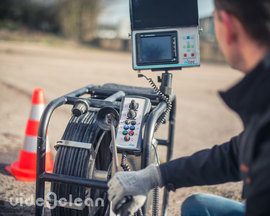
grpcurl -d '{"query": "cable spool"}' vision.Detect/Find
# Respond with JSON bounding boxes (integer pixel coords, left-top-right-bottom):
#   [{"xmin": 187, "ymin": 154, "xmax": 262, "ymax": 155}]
[{"xmin": 51, "ymin": 110, "xmax": 112, "ymax": 216}]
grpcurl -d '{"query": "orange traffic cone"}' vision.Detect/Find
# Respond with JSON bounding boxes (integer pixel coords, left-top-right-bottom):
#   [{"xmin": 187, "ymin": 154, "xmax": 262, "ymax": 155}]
[{"xmin": 6, "ymin": 88, "xmax": 54, "ymax": 181}]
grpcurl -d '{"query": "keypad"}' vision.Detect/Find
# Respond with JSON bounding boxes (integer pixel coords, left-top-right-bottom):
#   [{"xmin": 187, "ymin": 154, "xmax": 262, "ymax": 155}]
[
  {"xmin": 116, "ymin": 97, "xmax": 151, "ymax": 151},
  {"xmin": 122, "ymin": 101, "xmax": 138, "ymax": 141}
]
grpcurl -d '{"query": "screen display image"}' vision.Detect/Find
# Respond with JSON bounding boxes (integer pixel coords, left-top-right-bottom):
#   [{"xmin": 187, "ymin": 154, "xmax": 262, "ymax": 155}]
[
  {"xmin": 139, "ymin": 36, "xmax": 173, "ymax": 64},
  {"xmin": 131, "ymin": 0, "xmax": 198, "ymax": 30}
]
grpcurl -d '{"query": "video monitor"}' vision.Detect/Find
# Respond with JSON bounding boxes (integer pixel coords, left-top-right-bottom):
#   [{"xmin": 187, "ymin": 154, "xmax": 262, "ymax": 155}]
[
  {"xmin": 130, "ymin": 0, "xmax": 199, "ymax": 30},
  {"xmin": 136, "ymin": 32, "xmax": 178, "ymax": 66}
]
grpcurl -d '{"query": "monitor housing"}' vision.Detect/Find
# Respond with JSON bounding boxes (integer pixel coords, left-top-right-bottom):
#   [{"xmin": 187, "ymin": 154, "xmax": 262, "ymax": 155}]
[{"xmin": 130, "ymin": 0, "xmax": 200, "ymax": 71}]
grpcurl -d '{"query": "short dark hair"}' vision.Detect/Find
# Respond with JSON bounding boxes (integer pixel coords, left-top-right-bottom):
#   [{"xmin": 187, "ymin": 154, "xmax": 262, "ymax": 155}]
[{"xmin": 214, "ymin": 0, "xmax": 270, "ymax": 47}]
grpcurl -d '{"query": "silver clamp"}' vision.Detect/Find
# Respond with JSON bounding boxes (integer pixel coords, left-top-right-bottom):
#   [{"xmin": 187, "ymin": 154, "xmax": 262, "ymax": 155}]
[{"xmin": 55, "ymin": 140, "xmax": 95, "ymax": 155}]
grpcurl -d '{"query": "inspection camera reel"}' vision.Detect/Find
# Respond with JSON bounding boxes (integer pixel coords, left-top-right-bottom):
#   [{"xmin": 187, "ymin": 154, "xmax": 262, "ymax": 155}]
[
  {"xmin": 35, "ymin": 75, "xmax": 176, "ymax": 216},
  {"xmin": 49, "ymin": 90, "xmax": 162, "ymax": 216}
]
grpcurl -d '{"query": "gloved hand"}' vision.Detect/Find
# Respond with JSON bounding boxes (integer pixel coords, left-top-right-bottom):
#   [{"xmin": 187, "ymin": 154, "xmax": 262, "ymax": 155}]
[
  {"xmin": 108, "ymin": 164, "xmax": 163, "ymax": 215},
  {"xmin": 112, "ymin": 195, "xmax": 146, "ymax": 215}
]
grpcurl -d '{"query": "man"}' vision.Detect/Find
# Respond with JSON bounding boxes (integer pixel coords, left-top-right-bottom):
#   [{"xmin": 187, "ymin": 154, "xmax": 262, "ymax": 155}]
[{"xmin": 108, "ymin": 0, "xmax": 270, "ymax": 215}]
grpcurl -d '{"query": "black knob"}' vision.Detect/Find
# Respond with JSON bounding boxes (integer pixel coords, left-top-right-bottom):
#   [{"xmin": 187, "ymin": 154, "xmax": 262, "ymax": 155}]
[
  {"xmin": 129, "ymin": 100, "xmax": 139, "ymax": 110},
  {"xmin": 127, "ymin": 110, "xmax": 137, "ymax": 119}
]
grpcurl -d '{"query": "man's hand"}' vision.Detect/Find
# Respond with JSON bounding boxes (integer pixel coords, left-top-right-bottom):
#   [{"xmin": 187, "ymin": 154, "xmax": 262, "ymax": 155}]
[
  {"xmin": 112, "ymin": 195, "xmax": 146, "ymax": 215},
  {"xmin": 108, "ymin": 164, "xmax": 163, "ymax": 215}
]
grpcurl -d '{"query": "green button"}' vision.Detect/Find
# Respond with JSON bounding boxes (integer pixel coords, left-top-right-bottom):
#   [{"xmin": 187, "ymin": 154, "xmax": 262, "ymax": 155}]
[{"xmin": 122, "ymin": 130, "xmax": 128, "ymax": 135}]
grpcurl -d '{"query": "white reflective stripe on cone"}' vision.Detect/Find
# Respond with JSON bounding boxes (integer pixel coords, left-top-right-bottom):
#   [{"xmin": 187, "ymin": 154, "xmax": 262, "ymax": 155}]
[
  {"xmin": 29, "ymin": 105, "xmax": 45, "ymax": 121},
  {"xmin": 23, "ymin": 136, "xmax": 51, "ymax": 152}
]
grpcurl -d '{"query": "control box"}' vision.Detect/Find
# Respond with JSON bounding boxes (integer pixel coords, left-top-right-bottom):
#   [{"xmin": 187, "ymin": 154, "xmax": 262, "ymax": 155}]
[
  {"xmin": 132, "ymin": 27, "xmax": 200, "ymax": 70},
  {"xmin": 130, "ymin": 0, "xmax": 200, "ymax": 71},
  {"xmin": 115, "ymin": 96, "xmax": 151, "ymax": 154}
]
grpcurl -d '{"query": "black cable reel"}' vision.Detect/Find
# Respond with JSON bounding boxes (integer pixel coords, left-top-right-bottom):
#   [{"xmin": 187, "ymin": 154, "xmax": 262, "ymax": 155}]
[{"xmin": 50, "ymin": 104, "xmax": 117, "ymax": 216}]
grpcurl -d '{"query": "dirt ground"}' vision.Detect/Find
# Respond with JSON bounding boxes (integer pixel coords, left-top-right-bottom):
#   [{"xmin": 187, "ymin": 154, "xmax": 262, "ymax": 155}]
[{"xmin": 0, "ymin": 40, "xmax": 244, "ymax": 215}]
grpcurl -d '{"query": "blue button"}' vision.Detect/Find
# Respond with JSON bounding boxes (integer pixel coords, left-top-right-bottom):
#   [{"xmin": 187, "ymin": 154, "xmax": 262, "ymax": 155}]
[
  {"xmin": 124, "ymin": 125, "xmax": 129, "ymax": 130},
  {"xmin": 187, "ymin": 36, "xmax": 190, "ymax": 39},
  {"xmin": 130, "ymin": 125, "xmax": 135, "ymax": 131}
]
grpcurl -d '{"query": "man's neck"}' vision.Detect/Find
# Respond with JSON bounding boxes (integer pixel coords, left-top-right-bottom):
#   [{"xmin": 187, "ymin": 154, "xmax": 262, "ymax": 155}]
[{"xmin": 240, "ymin": 42, "xmax": 269, "ymax": 73}]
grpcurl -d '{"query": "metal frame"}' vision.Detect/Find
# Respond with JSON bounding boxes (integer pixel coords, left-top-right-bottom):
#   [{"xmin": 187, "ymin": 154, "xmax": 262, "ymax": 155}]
[{"xmin": 35, "ymin": 84, "xmax": 176, "ymax": 216}]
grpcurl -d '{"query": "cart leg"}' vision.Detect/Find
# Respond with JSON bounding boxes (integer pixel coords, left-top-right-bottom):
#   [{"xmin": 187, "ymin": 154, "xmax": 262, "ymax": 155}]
[
  {"xmin": 162, "ymin": 98, "xmax": 176, "ymax": 216},
  {"xmin": 35, "ymin": 137, "xmax": 46, "ymax": 216}
]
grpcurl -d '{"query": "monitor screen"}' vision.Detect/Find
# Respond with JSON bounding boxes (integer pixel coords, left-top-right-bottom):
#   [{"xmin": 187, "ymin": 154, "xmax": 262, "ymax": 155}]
[
  {"xmin": 138, "ymin": 36, "xmax": 173, "ymax": 64},
  {"xmin": 131, "ymin": 0, "xmax": 199, "ymax": 30}
]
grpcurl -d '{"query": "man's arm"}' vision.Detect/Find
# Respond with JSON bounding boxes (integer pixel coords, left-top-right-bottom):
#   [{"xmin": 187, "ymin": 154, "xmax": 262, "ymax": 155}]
[
  {"xmin": 159, "ymin": 134, "xmax": 242, "ymax": 190},
  {"xmin": 246, "ymin": 130, "xmax": 270, "ymax": 216},
  {"xmin": 108, "ymin": 134, "xmax": 243, "ymax": 214}
]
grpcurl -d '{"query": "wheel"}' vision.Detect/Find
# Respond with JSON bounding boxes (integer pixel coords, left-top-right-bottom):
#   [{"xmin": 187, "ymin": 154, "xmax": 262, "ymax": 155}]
[{"xmin": 51, "ymin": 111, "xmax": 112, "ymax": 216}]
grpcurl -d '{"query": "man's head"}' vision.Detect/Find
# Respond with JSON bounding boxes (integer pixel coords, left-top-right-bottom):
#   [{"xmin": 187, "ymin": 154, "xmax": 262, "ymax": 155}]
[{"xmin": 214, "ymin": 0, "xmax": 270, "ymax": 72}]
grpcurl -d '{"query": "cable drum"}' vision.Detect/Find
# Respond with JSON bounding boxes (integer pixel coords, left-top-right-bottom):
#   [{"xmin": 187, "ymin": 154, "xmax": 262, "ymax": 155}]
[{"xmin": 51, "ymin": 110, "xmax": 112, "ymax": 216}]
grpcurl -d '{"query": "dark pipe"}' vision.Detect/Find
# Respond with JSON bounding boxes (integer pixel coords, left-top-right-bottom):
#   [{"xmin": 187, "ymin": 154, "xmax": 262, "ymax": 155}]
[
  {"xmin": 41, "ymin": 173, "xmax": 108, "ymax": 190},
  {"xmin": 90, "ymin": 87, "xmax": 159, "ymax": 102},
  {"xmin": 104, "ymin": 91, "xmax": 125, "ymax": 102},
  {"xmin": 70, "ymin": 91, "xmax": 124, "ymax": 117},
  {"xmin": 162, "ymin": 97, "xmax": 177, "ymax": 216},
  {"xmin": 142, "ymin": 101, "xmax": 167, "ymax": 168}
]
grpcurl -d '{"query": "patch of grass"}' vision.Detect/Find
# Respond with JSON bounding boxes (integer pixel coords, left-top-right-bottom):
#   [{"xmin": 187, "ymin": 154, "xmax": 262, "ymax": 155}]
[
  {"xmin": 0, "ymin": 27, "xmax": 69, "ymax": 47},
  {"xmin": 0, "ymin": 22, "xmax": 97, "ymax": 51},
  {"xmin": 0, "ymin": 20, "xmax": 21, "ymax": 31}
]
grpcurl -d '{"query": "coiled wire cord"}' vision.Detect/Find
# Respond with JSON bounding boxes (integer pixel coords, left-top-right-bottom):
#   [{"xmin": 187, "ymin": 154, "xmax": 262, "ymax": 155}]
[
  {"xmin": 152, "ymin": 143, "xmax": 160, "ymax": 216},
  {"xmin": 138, "ymin": 74, "xmax": 172, "ymax": 132},
  {"xmin": 120, "ymin": 153, "xmax": 144, "ymax": 216}
]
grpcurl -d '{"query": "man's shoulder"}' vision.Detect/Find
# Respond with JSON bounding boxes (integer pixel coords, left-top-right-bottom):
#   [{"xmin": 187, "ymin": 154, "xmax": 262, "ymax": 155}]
[{"xmin": 255, "ymin": 106, "xmax": 270, "ymax": 138}]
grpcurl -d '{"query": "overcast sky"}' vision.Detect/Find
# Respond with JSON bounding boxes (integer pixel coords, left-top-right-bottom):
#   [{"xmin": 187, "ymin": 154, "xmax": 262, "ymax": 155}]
[{"xmin": 198, "ymin": 0, "xmax": 214, "ymax": 18}]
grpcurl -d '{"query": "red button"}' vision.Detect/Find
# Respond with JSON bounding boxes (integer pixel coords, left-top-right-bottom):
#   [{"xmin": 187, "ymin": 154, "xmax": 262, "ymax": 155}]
[
  {"xmin": 124, "ymin": 135, "xmax": 130, "ymax": 142},
  {"xmin": 184, "ymin": 53, "xmax": 187, "ymax": 57},
  {"xmin": 129, "ymin": 131, "xmax": 134, "ymax": 136},
  {"xmin": 191, "ymin": 53, "xmax": 195, "ymax": 57}
]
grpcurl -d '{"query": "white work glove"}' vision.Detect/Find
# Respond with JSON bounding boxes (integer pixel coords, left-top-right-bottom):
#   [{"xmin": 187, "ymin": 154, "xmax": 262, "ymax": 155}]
[{"xmin": 108, "ymin": 164, "xmax": 163, "ymax": 215}]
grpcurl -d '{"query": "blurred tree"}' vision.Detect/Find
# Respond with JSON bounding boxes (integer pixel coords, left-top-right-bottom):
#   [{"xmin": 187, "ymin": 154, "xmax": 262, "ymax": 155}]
[
  {"xmin": 0, "ymin": 0, "xmax": 99, "ymax": 41},
  {"xmin": 57, "ymin": 0, "xmax": 99, "ymax": 41},
  {"xmin": 0, "ymin": 0, "xmax": 60, "ymax": 32}
]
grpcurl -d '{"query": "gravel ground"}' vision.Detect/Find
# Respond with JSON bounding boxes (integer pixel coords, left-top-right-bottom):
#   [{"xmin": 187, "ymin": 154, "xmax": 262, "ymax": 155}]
[{"xmin": 0, "ymin": 40, "xmax": 244, "ymax": 215}]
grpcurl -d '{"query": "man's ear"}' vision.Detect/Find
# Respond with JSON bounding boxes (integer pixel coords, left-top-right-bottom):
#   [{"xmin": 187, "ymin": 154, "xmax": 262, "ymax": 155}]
[{"xmin": 219, "ymin": 11, "xmax": 238, "ymax": 45}]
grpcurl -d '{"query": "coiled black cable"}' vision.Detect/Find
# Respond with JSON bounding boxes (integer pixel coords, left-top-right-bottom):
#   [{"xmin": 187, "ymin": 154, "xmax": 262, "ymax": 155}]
[
  {"xmin": 120, "ymin": 153, "xmax": 131, "ymax": 172},
  {"xmin": 138, "ymin": 73, "xmax": 172, "ymax": 132},
  {"xmin": 51, "ymin": 110, "xmax": 112, "ymax": 216},
  {"xmin": 152, "ymin": 187, "xmax": 159, "ymax": 216}
]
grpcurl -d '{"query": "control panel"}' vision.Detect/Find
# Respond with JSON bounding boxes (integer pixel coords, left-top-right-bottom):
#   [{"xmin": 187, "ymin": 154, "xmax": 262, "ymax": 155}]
[
  {"xmin": 132, "ymin": 27, "xmax": 200, "ymax": 70},
  {"xmin": 116, "ymin": 96, "xmax": 151, "ymax": 154},
  {"xmin": 178, "ymin": 27, "xmax": 200, "ymax": 67}
]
